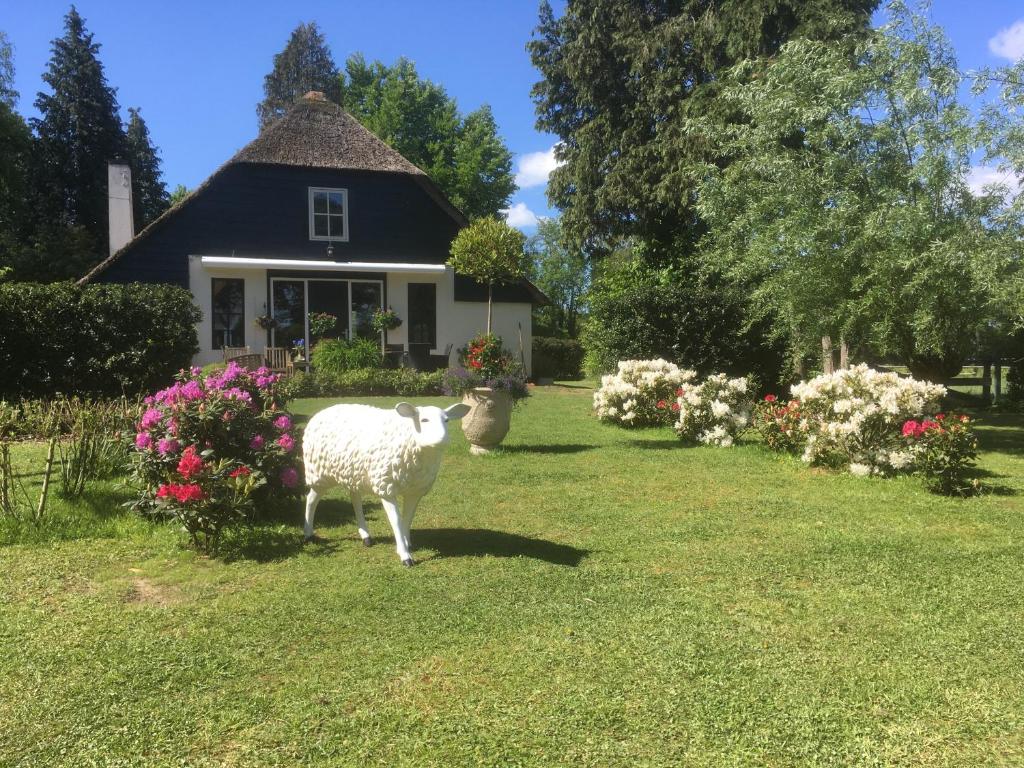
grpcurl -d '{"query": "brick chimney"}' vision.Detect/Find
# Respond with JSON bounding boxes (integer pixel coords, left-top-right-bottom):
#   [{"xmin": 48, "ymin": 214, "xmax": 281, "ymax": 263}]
[{"xmin": 107, "ymin": 162, "xmax": 134, "ymax": 255}]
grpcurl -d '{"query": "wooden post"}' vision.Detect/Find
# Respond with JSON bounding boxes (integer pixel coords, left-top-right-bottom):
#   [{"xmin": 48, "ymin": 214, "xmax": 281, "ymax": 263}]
[
  {"xmin": 995, "ymin": 358, "xmax": 1002, "ymax": 404},
  {"xmin": 821, "ymin": 336, "xmax": 834, "ymax": 374},
  {"xmin": 983, "ymin": 361, "xmax": 992, "ymax": 403},
  {"xmin": 36, "ymin": 437, "xmax": 56, "ymax": 522}
]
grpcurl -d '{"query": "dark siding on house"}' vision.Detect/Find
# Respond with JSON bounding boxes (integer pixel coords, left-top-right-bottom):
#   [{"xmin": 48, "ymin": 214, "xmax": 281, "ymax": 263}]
[{"xmin": 100, "ymin": 164, "xmax": 463, "ymax": 286}]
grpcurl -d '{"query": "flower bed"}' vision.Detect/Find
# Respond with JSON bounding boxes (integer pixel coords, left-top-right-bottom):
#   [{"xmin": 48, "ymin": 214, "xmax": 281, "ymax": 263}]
[
  {"xmin": 129, "ymin": 362, "xmax": 303, "ymax": 552},
  {"xmin": 594, "ymin": 359, "xmax": 696, "ymax": 427},
  {"xmin": 673, "ymin": 374, "xmax": 753, "ymax": 447},
  {"xmin": 755, "ymin": 364, "xmax": 977, "ymax": 494}
]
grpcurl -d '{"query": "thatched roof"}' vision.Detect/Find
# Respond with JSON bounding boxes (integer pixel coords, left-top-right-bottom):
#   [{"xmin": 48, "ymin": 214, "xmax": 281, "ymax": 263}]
[
  {"xmin": 231, "ymin": 92, "xmax": 427, "ymax": 175},
  {"xmin": 79, "ymin": 92, "xmax": 465, "ymax": 284}
]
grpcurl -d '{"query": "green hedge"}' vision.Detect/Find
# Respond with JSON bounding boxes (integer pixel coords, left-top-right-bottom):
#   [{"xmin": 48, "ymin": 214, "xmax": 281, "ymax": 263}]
[
  {"xmin": 0, "ymin": 282, "xmax": 200, "ymax": 398},
  {"xmin": 532, "ymin": 337, "xmax": 585, "ymax": 380},
  {"xmin": 280, "ymin": 368, "xmax": 445, "ymax": 400}
]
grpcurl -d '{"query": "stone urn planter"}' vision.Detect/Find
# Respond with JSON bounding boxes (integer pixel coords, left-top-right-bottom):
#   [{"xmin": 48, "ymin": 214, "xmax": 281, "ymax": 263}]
[{"xmin": 461, "ymin": 387, "xmax": 513, "ymax": 455}]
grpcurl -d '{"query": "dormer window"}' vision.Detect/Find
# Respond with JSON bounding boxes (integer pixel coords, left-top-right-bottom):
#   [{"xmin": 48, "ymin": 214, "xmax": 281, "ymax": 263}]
[{"xmin": 309, "ymin": 187, "xmax": 348, "ymax": 242}]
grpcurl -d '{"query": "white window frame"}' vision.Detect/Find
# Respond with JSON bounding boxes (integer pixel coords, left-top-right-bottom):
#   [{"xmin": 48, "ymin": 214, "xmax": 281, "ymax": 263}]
[{"xmin": 308, "ymin": 187, "xmax": 349, "ymax": 242}]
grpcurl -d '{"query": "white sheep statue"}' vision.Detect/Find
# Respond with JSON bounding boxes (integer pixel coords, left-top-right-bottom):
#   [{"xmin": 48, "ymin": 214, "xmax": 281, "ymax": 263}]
[{"xmin": 302, "ymin": 401, "xmax": 470, "ymax": 566}]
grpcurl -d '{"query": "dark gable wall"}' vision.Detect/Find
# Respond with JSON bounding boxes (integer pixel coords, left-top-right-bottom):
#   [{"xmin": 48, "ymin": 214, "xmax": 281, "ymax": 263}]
[{"xmin": 99, "ymin": 164, "xmax": 463, "ymax": 286}]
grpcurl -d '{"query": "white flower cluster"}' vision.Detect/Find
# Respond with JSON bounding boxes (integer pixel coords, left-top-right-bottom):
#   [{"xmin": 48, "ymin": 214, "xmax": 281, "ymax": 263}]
[
  {"xmin": 593, "ymin": 359, "xmax": 696, "ymax": 427},
  {"xmin": 790, "ymin": 364, "xmax": 945, "ymax": 474},
  {"xmin": 674, "ymin": 373, "xmax": 753, "ymax": 447}
]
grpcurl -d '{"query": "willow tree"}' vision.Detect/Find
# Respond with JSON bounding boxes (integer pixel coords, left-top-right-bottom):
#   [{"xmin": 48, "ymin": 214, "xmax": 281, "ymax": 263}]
[
  {"xmin": 448, "ymin": 217, "xmax": 527, "ymax": 334},
  {"xmin": 690, "ymin": 1, "xmax": 1005, "ymax": 380}
]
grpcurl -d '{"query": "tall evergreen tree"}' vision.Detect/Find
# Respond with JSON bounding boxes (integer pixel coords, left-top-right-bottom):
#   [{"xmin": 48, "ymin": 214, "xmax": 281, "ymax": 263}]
[
  {"xmin": 528, "ymin": 0, "xmax": 879, "ymax": 256},
  {"xmin": 125, "ymin": 107, "xmax": 168, "ymax": 230},
  {"xmin": 31, "ymin": 6, "xmax": 126, "ymax": 259},
  {"xmin": 257, "ymin": 22, "xmax": 341, "ymax": 129},
  {"xmin": 0, "ymin": 31, "xmax": 17, "ymax": 108},
  {"xmin": 0, "ymin": 31, "xmax": 33, "ymax": 262},
  {"xmin": 341, "ymin": 55, "xmax": 515, "ymax": 219}
]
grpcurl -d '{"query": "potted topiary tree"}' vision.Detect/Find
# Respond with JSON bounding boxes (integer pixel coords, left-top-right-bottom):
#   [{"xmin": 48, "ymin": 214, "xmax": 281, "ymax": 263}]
[{"xmin": 446, "ymin": 218, "xmax": 530, "ymax": 453}]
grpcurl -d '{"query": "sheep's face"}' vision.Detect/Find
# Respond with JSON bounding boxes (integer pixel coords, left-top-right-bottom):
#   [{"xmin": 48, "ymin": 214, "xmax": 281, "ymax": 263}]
[{"xmin": 396, "ymin": 402, "xmax": 471, "ymax": 449}]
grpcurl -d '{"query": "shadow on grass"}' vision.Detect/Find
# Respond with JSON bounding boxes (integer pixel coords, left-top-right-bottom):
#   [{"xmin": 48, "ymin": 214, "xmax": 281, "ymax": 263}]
[
  {"xmin": 626, "ymin": 439, "xmax": 681, "ymax": 450},
  {"xmin": 414, "ymin": 527, "xmax": 588, "ymax": 566},
  {"xmin": 219, "ymin": 527, "xmax": 342, "ymax": 563},
  {"xmin": 498, "ymin": 443, "xmax": 597, "ymax": 455}
]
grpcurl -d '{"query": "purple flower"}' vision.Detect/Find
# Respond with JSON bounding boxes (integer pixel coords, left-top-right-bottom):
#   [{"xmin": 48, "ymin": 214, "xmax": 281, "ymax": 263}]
[
  {"xmin": 249, "ymin": 434, "xmax": 265, "ymax": 450},
  {"xmin": 277, "ymin": 434, "xmax": 295, "ymax": 452},
  {"xmin": 139, "ymin": 407, "xmax": 162, "ymax": 430},
  {"xmin": 280, "ymin": 467, "xmax": 299, "ymax": 488},
  {"xmin": 157, "ymin": 437, "xmax": 180, "ymax": 455},
  {"xmin": 222, "ymin": 387, "xmax": 252, "ymax": 402},
  {"xmin": 274, "ymin": 415, "xmax": 292, "ymax": 431},
  {"xmin": 181, "ymin": 380, "xmax": 204, "ymax": 400},
  {"xmin": 190, "ymin": 366, "xmax": 202, "ymax": 376},
  {"xmin": 135, "ymin": 432, "xmax": 153, "ymax": 450}
]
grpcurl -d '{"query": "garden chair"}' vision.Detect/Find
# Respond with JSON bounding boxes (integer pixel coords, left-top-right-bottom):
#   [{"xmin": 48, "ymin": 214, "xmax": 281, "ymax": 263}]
[
  {"xmin": 427, "ymin": 343, "xmax": 454, "ymax": 372},
  {"xmin": 227, "ymin": 352, "xmax": 264, "ymax": 370},
  {"xmin": 222, "ymin": 345, "xmax": 250, "ymax": 362},
  {"xmin": 263, "ymin": 347, "xmax": 293, "ymax": 375}
]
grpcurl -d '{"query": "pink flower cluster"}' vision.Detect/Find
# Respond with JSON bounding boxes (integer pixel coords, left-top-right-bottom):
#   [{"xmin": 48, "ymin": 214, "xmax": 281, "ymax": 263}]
[{"xmin": 132, "ymin": 361, "xmax": 302, "ymax": 508}]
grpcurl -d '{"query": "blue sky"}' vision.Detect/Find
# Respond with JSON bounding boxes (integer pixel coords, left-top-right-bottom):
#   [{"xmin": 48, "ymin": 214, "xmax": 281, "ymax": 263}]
[{"xmin": 3, "ymin": 1, "xmax": 1024, "ymax": 232}]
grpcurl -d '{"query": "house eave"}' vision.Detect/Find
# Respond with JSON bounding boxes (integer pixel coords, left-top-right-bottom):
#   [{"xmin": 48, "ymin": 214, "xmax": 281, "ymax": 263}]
[{"xmin": 197, "ymin": 256, "xmax": 448, "ymax": 274}]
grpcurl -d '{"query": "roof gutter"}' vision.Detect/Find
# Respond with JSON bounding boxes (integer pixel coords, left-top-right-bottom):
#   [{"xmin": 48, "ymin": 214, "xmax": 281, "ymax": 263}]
[{"xmin": 199, "ymin": 256, "xmax": 448, "ymax": 274}]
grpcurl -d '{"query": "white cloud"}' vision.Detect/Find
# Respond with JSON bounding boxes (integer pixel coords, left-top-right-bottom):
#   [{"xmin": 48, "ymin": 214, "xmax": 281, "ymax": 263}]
[
  {"xmin": 515, "ymin": 145, "xmax": 562, "ymax": 189},
  {"xmin": 989, "ymin": 19, "xmax": 1024, "ymax": 61},
  {"xmin": 966, "ymin": 165, "xmax": 1021, "ymax": 197},
  {"xmin": 502, "ymin": 201, "xmax": 539, "ymax": 229}
]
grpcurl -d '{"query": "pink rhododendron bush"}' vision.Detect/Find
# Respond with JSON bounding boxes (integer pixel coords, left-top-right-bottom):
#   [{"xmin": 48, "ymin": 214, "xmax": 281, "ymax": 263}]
[
  {"xmin": 129, "ymin": 362, "xmax": 303, "ymax": 552},
  {"xmin": 593, "ymin": 359, "xmax": 695, "ymax": 427},
  {"xmin": 754, "ymin": 364, "xmax": 977, "ymax": 494},
  {"xmin": 673, "ymin": 374, "xmax": 753, "ymax": 447}
]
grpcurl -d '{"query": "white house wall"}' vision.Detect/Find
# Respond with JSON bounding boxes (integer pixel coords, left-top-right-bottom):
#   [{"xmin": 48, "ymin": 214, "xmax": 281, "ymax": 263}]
[
  {"xmin": 188, "ymin": 257, "xmax": 533, "ymax": 374},
  {"xmin": 189, "ymin": 255, "xmax": 268, "ymax": 367},
  {"xmin": 386, "ymin": 269, "xmax": 533, "ymax": 374}
]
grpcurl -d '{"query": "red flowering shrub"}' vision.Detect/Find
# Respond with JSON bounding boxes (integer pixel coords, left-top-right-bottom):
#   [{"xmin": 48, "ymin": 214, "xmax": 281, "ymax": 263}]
[
  {"xmin": 902, "ymin": 413, "xmax": 979, "ymax": 496},
  {"xmin": 753, "ymin": 396, "xmax": 806, "ymax": 454},
  {"xmin": 129, "ymin": 362, "xmax": 303, "ymax": 552},
  {"xmin": 443, "ymin": 333, "xmax": 529, "ymax": 401}
]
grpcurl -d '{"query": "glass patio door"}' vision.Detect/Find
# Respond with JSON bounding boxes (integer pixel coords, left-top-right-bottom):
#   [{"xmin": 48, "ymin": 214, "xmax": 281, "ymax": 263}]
[
  {"xmin": 271, "ymin": 280, "xmax": 305, "ymax": 351},
  {"xmin": 271, "ymin": 277, "xmax": 383, "ymax": 351},
  {"xmin": 350, "ymin": 281, "xmax": 383, "ymax": 341}
]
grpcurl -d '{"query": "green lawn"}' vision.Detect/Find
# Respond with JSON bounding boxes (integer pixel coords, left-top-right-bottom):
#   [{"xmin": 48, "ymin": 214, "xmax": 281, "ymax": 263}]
[{"xmin": 2, "ymin": 385, "xmax": 1024, "ymax": 766}]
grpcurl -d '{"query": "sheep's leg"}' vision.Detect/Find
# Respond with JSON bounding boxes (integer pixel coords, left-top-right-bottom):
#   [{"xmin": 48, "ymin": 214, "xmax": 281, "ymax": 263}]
[
  {"xmin": 304, "ymin": 488, "xmax": 320, "ymax": 540},
  {"xmin": 380, "ymin": 496, "xmax": 414, "ymax": 567},
  {"xmin": 352, "ymin": 491, "xmax": 372, "ymax": 546},
  {"xmin": 401, "ymin": 494, "xmax": 421, "ymax": 552}
]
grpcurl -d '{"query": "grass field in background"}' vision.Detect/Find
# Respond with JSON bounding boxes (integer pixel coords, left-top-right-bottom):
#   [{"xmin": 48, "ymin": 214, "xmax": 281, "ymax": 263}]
[{"xmin": 2, "ymin": 385, "xmax": 1023, "ymax": 766}]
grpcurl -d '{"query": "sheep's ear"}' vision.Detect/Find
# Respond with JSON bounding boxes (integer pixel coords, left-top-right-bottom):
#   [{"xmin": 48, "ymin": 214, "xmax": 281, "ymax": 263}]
[
  {"xmin": 395, "ymin": 402, "xmax": 418, "ymax": 420},
  {"xmin": 445, "ymin": 403, "xmax": 471, "ymax": 421}
]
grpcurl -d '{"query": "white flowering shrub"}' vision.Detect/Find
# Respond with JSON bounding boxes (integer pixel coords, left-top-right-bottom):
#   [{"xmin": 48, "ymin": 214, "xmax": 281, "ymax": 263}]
[
  {"xmin": 787, "ymin": 364, "xmax": 946, "ymax": 474},
  {"xmin": 593, "ymin": 359, "xmax": 696, "ymax": 427},
  {"xmin": 673, "ymin": 373, "xmax": 753, "ymax": 446}
]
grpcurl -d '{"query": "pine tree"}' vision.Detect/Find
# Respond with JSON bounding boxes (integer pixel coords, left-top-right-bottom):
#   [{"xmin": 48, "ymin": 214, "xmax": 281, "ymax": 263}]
[
  {"xmin": 0, "ymin": 31, "xmax": 33, "ymax": 264},
  {"xmin": 31, "ymin": 6, "xmax": 126, "ymax": 259},
  {"xmin": 125, "ymin": 107, "xmax": 168, "ymax": 230},
  {"xmin": 257, "ymin": 22, "xmax": 341, "ymax": 129}
]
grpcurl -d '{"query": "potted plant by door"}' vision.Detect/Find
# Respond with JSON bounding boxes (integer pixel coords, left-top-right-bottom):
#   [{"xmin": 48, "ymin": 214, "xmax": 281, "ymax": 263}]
[{"xmin": 442, "ymin": 334, "xmax": 528, "ymax": 454}]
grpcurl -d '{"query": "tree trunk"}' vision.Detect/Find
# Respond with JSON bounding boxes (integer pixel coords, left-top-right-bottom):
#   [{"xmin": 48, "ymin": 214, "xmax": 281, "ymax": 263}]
[
  {"xmin": 839, "ymin": 337, "xmax": 849, "ymax": 369},
  {"xmin": 995, "ymin": 358, "xmax": 1003, "ymax": 404},
  {"xmin": 821, "ymin": 335, "xmax": 834, "ymax": 375},
  {"xmin": 486, "ymin": 283, "xmax": 493, "ymax": 335},
  {"xmin": 983, "ymin": 361, "xmax": 992, "ymax": 403}
]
